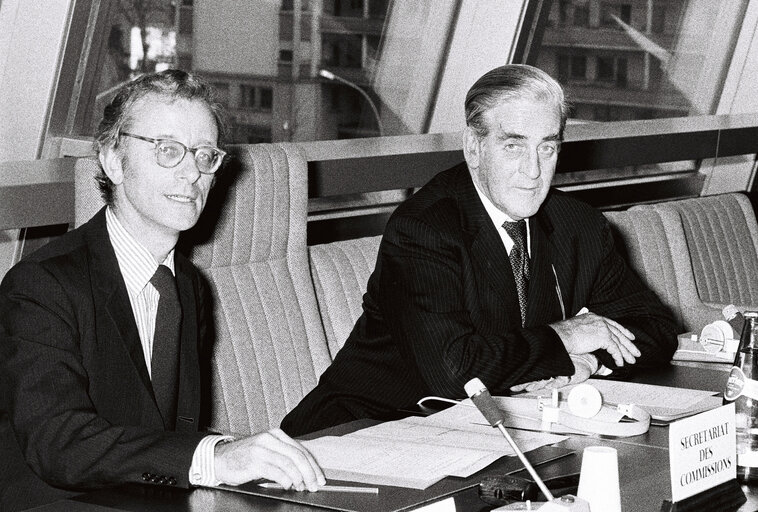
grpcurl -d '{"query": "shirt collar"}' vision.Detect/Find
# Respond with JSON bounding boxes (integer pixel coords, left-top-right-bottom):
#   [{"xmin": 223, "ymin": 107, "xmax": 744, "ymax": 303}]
[
  {"xmin": 472, "ymin": 181, "xmax": 531, "ymax": 238},
  {"xmin": 105, "ymin": 206, "xmax": 175, "ymax": 296}
]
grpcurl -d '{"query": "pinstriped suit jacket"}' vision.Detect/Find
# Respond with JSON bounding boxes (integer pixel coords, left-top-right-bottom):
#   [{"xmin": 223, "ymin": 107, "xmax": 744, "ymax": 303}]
[
  {"xmin": 281, "ymin": 163, "xmax": 678, "ymax": 437},
  {"xmin": 0, "ymin": 208, "xmax": 210, "ymax": 511}
]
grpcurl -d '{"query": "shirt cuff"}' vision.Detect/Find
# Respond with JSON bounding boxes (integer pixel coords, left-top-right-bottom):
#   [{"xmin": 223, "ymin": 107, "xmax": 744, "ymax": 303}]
[
  {"xmin": 595, "ymin": 364, "xmax": 613, "ymax": 376},
  {"xmin": 189, "ymin": 435, "xmax": 234, "ymax": 487},
  {"xmin": 570, "ymin": 353, "xmax": 599, "ymax": 375}
]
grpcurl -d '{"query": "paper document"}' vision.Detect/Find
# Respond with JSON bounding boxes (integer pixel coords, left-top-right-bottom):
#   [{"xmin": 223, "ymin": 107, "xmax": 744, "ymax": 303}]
[
  {"xmin": 420, "ymin": 395, "xmax": 622, "ymax": 435},
  {"xmin": 301, "ymin": 413, "xmax": 566, "ymax": 489},
  {"xmin": 520, "ymin": 378, "xmax": 721, "ymax": 422}
]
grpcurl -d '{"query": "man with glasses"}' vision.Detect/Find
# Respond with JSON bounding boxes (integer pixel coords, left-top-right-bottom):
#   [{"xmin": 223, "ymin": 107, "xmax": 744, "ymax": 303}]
[{"xmin": 0, "ymin": 70, "xmax": 323, "ymax": 511}]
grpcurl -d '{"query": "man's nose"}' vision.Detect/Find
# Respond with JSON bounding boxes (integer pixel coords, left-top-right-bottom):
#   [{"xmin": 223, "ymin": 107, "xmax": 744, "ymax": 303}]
[
  {"xmin": 174, "ymin": 153, "xmax": 202, "ymax": 183},
  {"xmin": 520, "ymin": 150, "xmax": 541, "ymax": 179}
]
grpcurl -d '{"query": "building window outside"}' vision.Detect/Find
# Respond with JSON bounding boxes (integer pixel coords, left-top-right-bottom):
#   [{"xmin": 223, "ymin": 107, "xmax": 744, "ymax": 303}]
[
  {"xmin": 259, "ymin": 87, "xmax": 273, "ymax": 110},
  {"xmin": 596, "ymin": 56, "xmax": 615, "ymax": 82},
  {"xmin": 651, "ymin": 6, "xmax": 666, "ymax": 33},
  {"xmin": 77, "ymin": 0, "xmax": 750, "ymax": 146},
  {"xmin": 595, "ymin": 56, "xmax": 628, "ymax": 87},
  {"xmin": 240, "ymin": 85, "xmax": 273, "ymax": 111},
  {"xmin": 213, "ymin": 82, "xmax": 230, "ymax": 107},
  {"xmin": 573, "ymin": 3, "xmax": 589, "ymax": 27},
  {"xmin": 570, "ymin": 55, "xmax": 587, "ymax": 79},
  {"xmin": 601, "ymin": 3, "xmax": 632, "ymax": 28},
  {"xmin": 558, "ymin": 0, "xmax": 569, "ymax": 24},
  {"xmin": 615, "ymin": 57, "xmax": 627, "ymax": 87},
  {"xmin": 558, "ymin": 55, "xmax": 569, "ymax": 82}
]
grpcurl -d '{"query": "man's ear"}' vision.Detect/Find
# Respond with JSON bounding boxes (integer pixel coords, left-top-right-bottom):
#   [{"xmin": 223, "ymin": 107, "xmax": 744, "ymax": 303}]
[
  {"xmin": 462, "ymin": 126, "xmax": 480, "ymax": 170},
  {"xmin": 98, "ymin": 145, "xmax": 124, "ymax": 185}
]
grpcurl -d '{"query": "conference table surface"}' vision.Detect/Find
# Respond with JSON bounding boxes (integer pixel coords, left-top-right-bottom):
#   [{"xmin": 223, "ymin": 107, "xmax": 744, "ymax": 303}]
[{"xmin": 28, "ymin": 362, "xmax": 758, "ymax": 512}]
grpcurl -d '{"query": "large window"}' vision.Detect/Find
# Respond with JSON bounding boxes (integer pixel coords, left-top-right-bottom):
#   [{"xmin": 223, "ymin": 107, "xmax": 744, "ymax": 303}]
[
  {"xmin": 539, "ymin": 0, "xmax": 749, "ymax": 122},
  {"xmin": 51, "ymin": 0, "xmax": 755, "ymax": 147}
]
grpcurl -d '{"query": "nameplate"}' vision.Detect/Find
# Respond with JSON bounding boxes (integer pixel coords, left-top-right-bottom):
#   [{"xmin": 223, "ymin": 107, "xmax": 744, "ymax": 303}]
[{"xmin": 668, "ymin": 404, "xmax": 736, "ymax": 502}]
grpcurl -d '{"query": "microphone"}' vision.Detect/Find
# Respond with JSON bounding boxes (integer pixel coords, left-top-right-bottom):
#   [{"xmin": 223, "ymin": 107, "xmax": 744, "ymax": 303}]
[
  {"xmin": 464, "ymin": 378, "xmax": 506, "ymax": 426},
  {"xmin": 466, "ymin": 378, "xmax": 591, "ymax": 511},
  {"xmin": 465, "ymin": 378, "xmax": 554, "ymax": 501},
  {"xmin": 466, "ymin": 378, "xmax": 593, "ymax": 511}
]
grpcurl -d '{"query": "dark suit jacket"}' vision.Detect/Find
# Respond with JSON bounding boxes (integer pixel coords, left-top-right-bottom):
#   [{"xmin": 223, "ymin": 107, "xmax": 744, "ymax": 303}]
[
  {"xmin": 0, "ymin": 208, "xmax": 210, "ymax": 511},
  {"xmin": 282, "ymin": 163, "xmax": 678, "ymax": 437}
]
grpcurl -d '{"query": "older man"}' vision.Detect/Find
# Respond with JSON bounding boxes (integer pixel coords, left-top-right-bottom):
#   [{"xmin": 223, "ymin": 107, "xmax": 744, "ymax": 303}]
[
  {"xmin": 0, "ymin": 70, "xmax": 323, "ymax": 512},
  {"xmin": 282, "ymin": 64, "xmax": 678, "ymax": 437}
]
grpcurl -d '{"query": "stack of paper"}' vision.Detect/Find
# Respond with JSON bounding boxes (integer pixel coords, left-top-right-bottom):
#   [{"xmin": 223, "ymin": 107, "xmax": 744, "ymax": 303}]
[
  {"xmin": 519, "ymin": 379, "xmax": 722, "ymax": 422},
  {"xmin": 301, "ymin": 414, "xmax": 566, "ymax": 489}
]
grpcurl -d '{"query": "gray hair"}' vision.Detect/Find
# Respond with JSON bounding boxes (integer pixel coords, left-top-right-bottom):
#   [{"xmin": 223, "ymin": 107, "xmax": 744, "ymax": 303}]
[
  {"xmin": 464, "ymin": 64, "xmax": 569, "ymax": 139},
  {"xmin": 93, "ymin": 69, "xmax": 228, "ymax": 205}
]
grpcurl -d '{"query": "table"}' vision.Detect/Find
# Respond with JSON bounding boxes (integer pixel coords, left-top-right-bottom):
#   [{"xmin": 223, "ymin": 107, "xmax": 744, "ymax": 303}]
[{"xmin": 31, "ymin": 363, "xmax": 757, "ymax": 512}]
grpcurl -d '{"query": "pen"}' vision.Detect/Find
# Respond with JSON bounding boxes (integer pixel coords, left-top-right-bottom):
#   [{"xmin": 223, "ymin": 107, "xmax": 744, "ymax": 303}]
[
  {"xmin": 551, "ymin": 264, "xmax": 566, "ymax": 320},
  {"xmin": 257, "ymin": 482, "xmax": 379, "ymax": 494}
]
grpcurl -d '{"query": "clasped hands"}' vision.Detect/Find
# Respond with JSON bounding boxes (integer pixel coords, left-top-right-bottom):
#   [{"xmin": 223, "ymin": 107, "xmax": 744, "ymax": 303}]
[
  {"xmin": 215, "ymin": 428, "xmax": 325, "ymax": 491},
  {"xmin": 511, "ymin": 311, "xmax": 640, "ymax": 393}
]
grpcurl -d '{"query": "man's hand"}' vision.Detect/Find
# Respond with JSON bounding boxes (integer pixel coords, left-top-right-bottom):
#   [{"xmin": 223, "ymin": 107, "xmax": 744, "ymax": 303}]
[
  {"xmin": 214, "ymin": 428, "xmax": 326, "ymax": 491},
  {"xmin": 550, "ymin": 312, "xmax": 640, "ymax": 367},
  {"xmin": 510, "ymin": 353, "xmax": 597, "ymax": 393}
]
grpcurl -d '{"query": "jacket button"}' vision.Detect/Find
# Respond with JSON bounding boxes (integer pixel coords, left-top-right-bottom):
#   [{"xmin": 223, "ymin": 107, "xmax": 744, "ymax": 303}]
[
  {"xmin": 142, "ymin": 473, "xmax": 150, "ymax": 481},
  {"xmin": 169, "ymin": 477, "xmax": 177, "ymax": 485}
]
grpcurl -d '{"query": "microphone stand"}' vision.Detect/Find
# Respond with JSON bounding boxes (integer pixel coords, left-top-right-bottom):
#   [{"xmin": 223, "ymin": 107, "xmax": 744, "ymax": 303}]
[{"xmin": 465, "ymin": 378, "xmax": 589, "ymax": 511}]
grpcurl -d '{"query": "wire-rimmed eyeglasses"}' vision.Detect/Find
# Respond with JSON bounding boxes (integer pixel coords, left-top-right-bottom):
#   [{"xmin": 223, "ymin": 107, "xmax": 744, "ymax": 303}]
[{"xmin": 119, "ymin": 132, "xmax": 226, "ymax": 175}]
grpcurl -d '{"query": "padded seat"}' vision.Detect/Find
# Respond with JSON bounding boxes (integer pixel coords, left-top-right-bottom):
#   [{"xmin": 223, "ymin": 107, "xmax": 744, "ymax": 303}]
[
  {"xmin": 308, "ymin": 236, "xmax": 382, "ymax": 356},
  {"xmin": 179, "ymin": 143, "xmax": 332, "ymax": 435},
  {"xmin": 73, "ymin": 157, "xmax": 104, "ymax": 228},
  {"xmin": 604, "ymin": 207, "xmax": 723, "ymax": 334},
  {"xmin": 653, "ymin": 193, "xmax": 758, "ymax": 312}
]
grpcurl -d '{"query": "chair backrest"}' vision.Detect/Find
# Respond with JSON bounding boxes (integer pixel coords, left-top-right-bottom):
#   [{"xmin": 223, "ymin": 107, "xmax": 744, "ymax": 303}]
[
  {"xmin": 73, "ymin": 157, "xmax": 104, "ymax": 227},
  {"xmin": 655, "ymin": 193, "xmax": 758, "ymax": 311},
  {"xmin": 181, "ymin": 143, "xmax": 332, "ymax": 435},
  {"xmin": 604, "ymin": 206, "xmax": 726, "ymax": 333},
  {"xmin": 308, "ymin": 236, "xmax": 382, "ymax": 357},
  {"xmin": 604, "ymin": 208, "xmax": 687, "ymax": 332}
]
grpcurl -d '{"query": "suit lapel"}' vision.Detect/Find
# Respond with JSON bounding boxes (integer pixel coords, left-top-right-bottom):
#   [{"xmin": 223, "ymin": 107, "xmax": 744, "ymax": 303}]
[
  {"xmin": 84, "ymin": 210, "xmax": 155, "ymax": 400},
  {"xmin": 455, "ymin": 166, "xmax": 522, "ymax": 327},
  {"xmin": 526, "ymin": 212, "xmax": 565, "ymax": 326}
]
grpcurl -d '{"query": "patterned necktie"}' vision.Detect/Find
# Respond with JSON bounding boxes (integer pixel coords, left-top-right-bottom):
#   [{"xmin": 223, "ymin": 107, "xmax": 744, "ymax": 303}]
[
  {"xmin": 502, "ymin": 220, "xmax": 530, "ymax": 326},
  {"xmin": 150, "ymin": 264, "xmax": 181, "ymax": 429}
]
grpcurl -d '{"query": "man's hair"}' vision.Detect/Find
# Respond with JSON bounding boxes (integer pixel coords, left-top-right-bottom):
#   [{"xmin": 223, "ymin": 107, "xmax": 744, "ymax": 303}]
[
  {"xmin": 464, "ymin": 64, "xmax": 569, "ymax": 139},
  {"xmin": 93, "ymin": 69, "xmax": 228, "ymax": 205}
]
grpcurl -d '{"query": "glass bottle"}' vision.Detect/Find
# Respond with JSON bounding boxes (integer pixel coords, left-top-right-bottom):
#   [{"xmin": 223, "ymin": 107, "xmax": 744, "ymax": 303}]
[{"xmin": 724, "ymin": 311, "xmax": 758, "ymax": 482}]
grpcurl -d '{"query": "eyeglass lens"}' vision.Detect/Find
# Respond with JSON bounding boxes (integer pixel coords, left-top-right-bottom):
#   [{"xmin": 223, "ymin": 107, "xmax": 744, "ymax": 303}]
[{"xmin": 156, "ymin": 140, "xmax": 221, "ymax": 173}]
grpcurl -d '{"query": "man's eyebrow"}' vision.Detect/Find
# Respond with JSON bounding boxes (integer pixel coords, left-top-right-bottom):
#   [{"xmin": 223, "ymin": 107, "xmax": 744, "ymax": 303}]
[
  {"xmin": 153, "ymin": 133, "xmax": 217, "ymax": 146},
  {"xmin": 496, "ymin": 131, "xmax": 527, "ymax": 140}
]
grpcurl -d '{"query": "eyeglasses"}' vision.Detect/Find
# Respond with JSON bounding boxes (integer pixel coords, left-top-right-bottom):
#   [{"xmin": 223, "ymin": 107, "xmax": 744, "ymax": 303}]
[{"xmin": 119, "ymin": 132, "xmax": 226, "ymax": 175}]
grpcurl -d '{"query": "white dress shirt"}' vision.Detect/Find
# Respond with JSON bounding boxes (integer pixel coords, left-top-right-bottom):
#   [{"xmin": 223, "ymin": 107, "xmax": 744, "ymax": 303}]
[{"xmin": 472, "ymin": 182, "xmax": 531, "ymax": 257}]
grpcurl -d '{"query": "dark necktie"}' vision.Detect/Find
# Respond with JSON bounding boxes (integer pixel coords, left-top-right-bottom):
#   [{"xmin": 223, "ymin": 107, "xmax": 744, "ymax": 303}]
[
  {"xmin": 150, "ymin": 264, "xmax": 181, "ymax": 429},
  {"xmin": 502, "ymin": 220, "xmax": 530, "ymax": 326}
]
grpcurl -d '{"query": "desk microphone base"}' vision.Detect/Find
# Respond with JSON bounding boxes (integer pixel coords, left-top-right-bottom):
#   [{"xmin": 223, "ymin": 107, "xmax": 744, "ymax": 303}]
[{"xmin": 660, "ymin": 479, "xmax": 746, "ymax": 512}]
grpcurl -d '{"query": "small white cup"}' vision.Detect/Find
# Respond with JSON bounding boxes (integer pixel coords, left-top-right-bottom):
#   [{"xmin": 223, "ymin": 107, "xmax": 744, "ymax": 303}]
[{"xmin": 577, "ymin": 446, "xmax": 622, "ymax": 512}]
